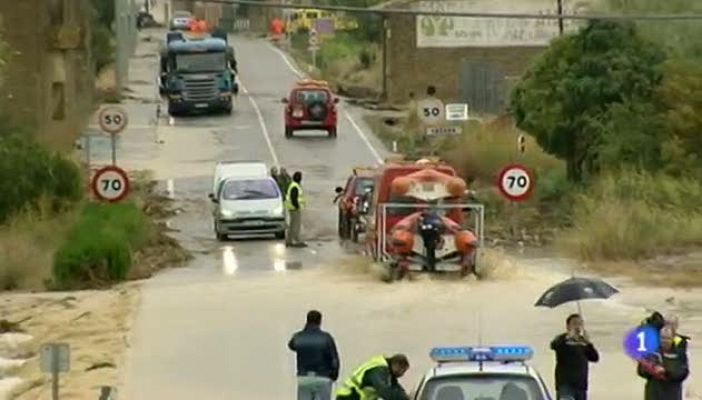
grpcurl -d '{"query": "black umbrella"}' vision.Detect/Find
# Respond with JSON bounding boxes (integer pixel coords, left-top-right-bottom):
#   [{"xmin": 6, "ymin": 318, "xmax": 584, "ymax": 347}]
[{"xmin": 535, "ymin": 276, "xmax": 619, "ymax": 313}]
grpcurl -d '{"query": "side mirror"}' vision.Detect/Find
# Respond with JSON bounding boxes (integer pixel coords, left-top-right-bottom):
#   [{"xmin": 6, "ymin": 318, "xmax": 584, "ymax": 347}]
[
  {"xmin": 208, "ymin": 193, "xmax": 218, "ymax": 203},
  {"xmin": 335, "ymin": 186, "xmax": 344, "ymax": 194},
  {"xmin": 281, "ymin": 97, "xmax": 289, "ymax": 104},
  {"xmin": 333, "ymin": 98, "xmax": 340, "ymax": 104}
]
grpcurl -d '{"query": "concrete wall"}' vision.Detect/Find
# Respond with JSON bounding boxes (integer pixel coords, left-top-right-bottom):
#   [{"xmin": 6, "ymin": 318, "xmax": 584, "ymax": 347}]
[
  {"xmin": 0, "ymin": 0, "xmax": 94, "ymax": 145},
  {"xmin": 385, "ymin": 12, "xmax": 545, "ymax": 109}
]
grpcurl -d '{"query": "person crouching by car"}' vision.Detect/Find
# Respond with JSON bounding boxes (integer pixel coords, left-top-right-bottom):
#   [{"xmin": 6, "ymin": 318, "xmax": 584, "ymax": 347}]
[{"xmin": 637, "ymin": 325, "xmax": 689, "ymax": 400}]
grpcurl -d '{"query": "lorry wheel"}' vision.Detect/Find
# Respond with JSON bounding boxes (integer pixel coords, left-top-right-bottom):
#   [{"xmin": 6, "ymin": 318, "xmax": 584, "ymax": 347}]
[{"xmin": 285, "ymin": 127, "xmax": 293, "ymax": 139}]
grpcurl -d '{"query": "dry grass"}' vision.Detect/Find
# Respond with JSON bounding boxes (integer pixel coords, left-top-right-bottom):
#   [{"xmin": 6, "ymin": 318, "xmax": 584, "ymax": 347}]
[{"xmin": 558, "ymin": 170, "xmax": 702, "ymax": 262}]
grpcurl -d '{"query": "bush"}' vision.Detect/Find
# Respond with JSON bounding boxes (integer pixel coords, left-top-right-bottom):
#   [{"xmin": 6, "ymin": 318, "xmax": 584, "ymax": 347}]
[
  {"xmin": 558, "ymin": 170, "xmax": 702, "ymax": 260},
  {"xmin": 0, "ymin": 133, "xmax": 83, "ymax": 224},
  {"xmin": 52, "ymin": 202, "xmax": 152, "ymax": 289}
]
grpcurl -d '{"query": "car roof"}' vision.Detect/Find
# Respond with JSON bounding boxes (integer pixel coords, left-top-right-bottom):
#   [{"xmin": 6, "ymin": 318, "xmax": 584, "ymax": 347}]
[{"xmin": 428, "ymin": 361, "xmax": 537, "ymax": 378}]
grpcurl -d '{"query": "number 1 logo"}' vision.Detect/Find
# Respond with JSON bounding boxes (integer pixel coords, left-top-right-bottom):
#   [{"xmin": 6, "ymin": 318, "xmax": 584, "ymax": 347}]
[{"xmin": 623, "ymin": 326, "xmax": 660, "ymax": 360}]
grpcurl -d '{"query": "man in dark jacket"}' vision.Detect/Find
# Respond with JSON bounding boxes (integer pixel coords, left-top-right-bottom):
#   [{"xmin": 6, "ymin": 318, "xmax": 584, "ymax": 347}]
[
  {"xmin": 335, "ymin": 354, "xmax": 410, "ymax": 400},
  {"xmin": 288, "ymin": 310, "xmax": 340, "ymax": 400},
  {"xmin": 550, "ymin": 314, "xmax": 600, "ymax": 400},
  {"xmin": 637, "ymin": 326, "xmax": 689, "ymax": 400}
]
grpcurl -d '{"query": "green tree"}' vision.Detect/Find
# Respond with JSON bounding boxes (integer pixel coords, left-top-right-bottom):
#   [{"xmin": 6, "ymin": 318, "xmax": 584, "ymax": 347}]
[{"xmin": 510, "ymin": 20, "xmax": 667, "ymax": 182}]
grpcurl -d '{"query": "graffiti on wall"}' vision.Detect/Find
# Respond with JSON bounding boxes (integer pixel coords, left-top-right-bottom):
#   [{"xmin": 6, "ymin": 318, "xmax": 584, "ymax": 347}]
[{"xmin": 416, "ymin": 0, "xmax": 593, "ymax": 48}]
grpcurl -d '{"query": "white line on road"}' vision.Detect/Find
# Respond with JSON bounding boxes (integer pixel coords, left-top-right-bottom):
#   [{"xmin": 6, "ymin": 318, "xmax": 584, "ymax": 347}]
[
  {"xmin": 239, "ymin": 83, "xmax": 280, "ymax": 167},
  {"xmin": 267, "ymin": 43, "xmax": 385, "ymax": 164},
  {"xmin": 267, "ymin": 44, "xmax": 304, "ymax": 78},
  {"xmin": 344, "ymin": 111, "xmax": 383, "ymax": 163}
]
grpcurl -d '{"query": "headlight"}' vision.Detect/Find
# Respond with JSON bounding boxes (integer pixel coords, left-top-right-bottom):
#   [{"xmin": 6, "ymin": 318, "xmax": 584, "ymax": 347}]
[
  {"xmin": 271, "ymin": 205, "xmax": 284, "ymax": 216},
  {"xmin": 219, "ymin": 209, "xmax": 235, "ymax": 218}
]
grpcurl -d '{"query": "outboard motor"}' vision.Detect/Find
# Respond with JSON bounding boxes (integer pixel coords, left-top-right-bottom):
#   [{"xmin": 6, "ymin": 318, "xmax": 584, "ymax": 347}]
[{"xmin": 418, "ymin": 209, "xmax": 444, "ymax": 271}]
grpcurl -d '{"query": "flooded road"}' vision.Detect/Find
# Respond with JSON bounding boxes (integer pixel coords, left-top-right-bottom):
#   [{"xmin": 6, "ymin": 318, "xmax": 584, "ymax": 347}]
[{"xmin": 107, "ymin": 31, "xmax": 701, "ymax": 399}]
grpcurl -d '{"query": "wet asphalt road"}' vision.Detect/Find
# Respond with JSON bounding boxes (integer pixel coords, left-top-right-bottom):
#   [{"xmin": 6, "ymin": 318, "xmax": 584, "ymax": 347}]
[{"xmin": 116, "ymin": 33, "xmax": 389, "ymax": 398}]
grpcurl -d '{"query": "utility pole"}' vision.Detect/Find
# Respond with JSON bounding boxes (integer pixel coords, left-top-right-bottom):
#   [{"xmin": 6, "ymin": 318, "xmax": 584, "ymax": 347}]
[
  {"xmin": 381, "ymin": 15, "xmax": 388, "ymax": 101},
  {"xmin": 557, "ymin": 0, "xmax": 564, "ymax": 36}
]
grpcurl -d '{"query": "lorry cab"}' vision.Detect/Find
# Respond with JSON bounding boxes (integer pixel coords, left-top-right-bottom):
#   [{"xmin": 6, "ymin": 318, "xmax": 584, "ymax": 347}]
[
  {"xmin": 160, "ymin": 30, "xmax": 238, "ymax": 116},
  {"xmin": 209, "ymin": 161, "xmax": 285, "ymax": 241}
]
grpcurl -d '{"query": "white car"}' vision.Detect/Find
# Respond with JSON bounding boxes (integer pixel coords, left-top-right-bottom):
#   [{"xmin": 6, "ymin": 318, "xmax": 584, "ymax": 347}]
[
  {"xmin": 411, "ymin": 346, "xmax": 554, "ymax": 400},
  {"xmin": 209, "ymin": 161, "xmax": 285, "ymax": 241}
]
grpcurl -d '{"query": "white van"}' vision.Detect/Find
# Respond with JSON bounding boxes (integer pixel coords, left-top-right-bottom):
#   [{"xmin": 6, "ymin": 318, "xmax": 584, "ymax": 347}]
[{"xmin": 209, "ymin": 161, "xmax": 285, "ymax": 241}]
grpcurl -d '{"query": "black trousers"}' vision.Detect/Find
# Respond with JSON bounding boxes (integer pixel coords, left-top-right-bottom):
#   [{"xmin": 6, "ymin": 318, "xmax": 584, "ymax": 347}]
[{"xmin": 557, "ymin": 386, "xmax": 587, "ymax": 400}]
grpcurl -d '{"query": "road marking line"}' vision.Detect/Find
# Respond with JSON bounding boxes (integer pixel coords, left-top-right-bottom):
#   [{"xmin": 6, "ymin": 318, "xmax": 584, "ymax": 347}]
[
  {"xmin": 267, "ymin": 44, "xmax": 304, "ymax": 78},
  {"xmin": 166, "ymin": 179, "xmax": 174, "ymax": 199},
  {"xmin": 240, "ymin": 83, "xmax": 280, "ymax": 167},
  {"xmin": 267, "ymin": 41, "xmax": 384, "ymax": 164},
  {"xmin": 343, "ymin": 111, "xmax": 383, "ymax": 164}
]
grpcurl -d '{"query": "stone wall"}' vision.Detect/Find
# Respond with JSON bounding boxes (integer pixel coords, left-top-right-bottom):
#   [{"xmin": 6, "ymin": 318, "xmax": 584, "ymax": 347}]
[{"xmin": 0, "ymin": 0, "xmax": 94, "ymax": 146}]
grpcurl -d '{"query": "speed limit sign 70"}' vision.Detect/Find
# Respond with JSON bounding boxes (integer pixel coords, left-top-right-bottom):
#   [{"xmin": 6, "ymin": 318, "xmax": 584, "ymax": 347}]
[
  {"xmin": 98, "ymin": 106, "xmax": 128, "ymax": 135},
  {"xmin": 91, "ymin": 166, "xmax": 130, "ymax": 202},
  {"xmin": 497, "ymin": 164, "xmax": 534, "ymax": 202}
]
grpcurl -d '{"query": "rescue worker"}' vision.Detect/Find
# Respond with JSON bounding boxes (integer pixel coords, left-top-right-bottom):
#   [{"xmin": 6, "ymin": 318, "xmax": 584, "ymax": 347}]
[
  {"xmin": 637, "ymin": 326, "xmax": 689, "ymax": 400},
  {"xmin": 285, "ymin": 171, "xmax": 307, "ymax": 248},
  {"xmin": 550, "ymin": 314, "xmax": 599, "ymax": 400},
  {"xmin": 335, "ymin": 354, "xmax": 410, "ymax": 400},
  {"xmin": 665, "ymin": 315, "xmax": 691, "ymax": 352},
  {"xmin": 270, "ymin": 17, "xmax": 285, "ymax": 40}
]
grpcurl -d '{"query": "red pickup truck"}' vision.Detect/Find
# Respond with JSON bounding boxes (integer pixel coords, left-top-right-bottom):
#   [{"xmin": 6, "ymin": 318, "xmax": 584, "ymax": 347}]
[{"xmin": 334, "ymin": 167, "xmax": 375, "ymax": 242}]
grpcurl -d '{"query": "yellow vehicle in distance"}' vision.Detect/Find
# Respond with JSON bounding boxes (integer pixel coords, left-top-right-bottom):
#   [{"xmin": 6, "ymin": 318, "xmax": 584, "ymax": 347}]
[{"xmin": 286, "ymin": 8, "xmax": 359, "ymax": 33}]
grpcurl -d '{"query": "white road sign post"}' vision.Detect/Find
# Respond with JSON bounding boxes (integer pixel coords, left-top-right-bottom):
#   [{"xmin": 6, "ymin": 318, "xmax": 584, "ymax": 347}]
[
  {"xmin": 97, "ymin": 106, "xmax": 128, "ymax": 166},
  {"xmin": 40, "ymin": 342, "xmax": 70, "ymax": 400},
  {"xmin": 91, "ymin": 166, "xmax": 130, "ymax": 203},
  {"xmin": 445, "ymin": 103, "xmax": 469, "ymax": 121},
  {"xmin": 497, "ymin": 164, "xmax": 534, "ymax": 202},
  {"xmin": 308, "ymin": 29, "xmax": 319, "ymax": 68}
]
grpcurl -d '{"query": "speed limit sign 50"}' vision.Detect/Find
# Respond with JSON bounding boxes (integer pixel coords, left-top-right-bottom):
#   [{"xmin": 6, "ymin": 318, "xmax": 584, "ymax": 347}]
[
  {"xmin": 417, "ymin": 98, "xmax": 445, "ymax": 125},
  {"xmin": 497, "ymin": 164, "xmax": 534, "ymax": 202},
  {"xmin": 91, "ymin": 166, "xmax": 130, "ymax": 203},
  {"xmin": 98, "ymin": 106, "xmax": 128, "ymax": 135}
]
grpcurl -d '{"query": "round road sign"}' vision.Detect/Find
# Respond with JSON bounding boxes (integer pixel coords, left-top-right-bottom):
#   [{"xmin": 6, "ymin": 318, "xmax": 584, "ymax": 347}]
[
  {"xmin": 309, "ymin": 35, "xmax": 319, "ymax": 46},
  {"xmin": 98, "ymin": 106, "xmax": 128, "ymax": 135},
  {"xmin": 417, "ymin": 97, "xmax": 445, "ymax": 125},
  {"xmin": 91, "ymin": 166, "xmax": 130, "ymax": 203},
  {"xmin": 497, "ymin": 164, "xmax": 534, "ymax": 202}
]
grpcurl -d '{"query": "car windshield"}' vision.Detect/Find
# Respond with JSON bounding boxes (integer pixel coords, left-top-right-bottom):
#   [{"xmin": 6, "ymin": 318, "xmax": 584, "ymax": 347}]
[
  {"xmin": 175, "ymin": 52, "xmax": 226, "ymax": 72},
  {"xmin": 294, "ymin": 89, "xmax": 328, "ymax": 105},
  {"xmin": 354, "ymin": 178, "xmax": 374, "ymax": 196},
  {"xmin": 221, "ymin": 179, "xmax": 280, "ymax": 201},
  {"xmin": 420, "ymin": 374, "xmax": 545, "ymax": 400}
]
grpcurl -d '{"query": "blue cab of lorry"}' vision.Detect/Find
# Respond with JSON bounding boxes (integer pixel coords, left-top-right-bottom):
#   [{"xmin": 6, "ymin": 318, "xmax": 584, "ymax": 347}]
[{"xmin": 159, "ymin": 31, "xmax": 239, "ymax": 116}]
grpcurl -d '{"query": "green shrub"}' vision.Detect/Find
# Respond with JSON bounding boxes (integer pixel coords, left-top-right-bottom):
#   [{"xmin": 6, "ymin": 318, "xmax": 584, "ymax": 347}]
[
  {"xmin": 558, "ymin": 170, "xmax": 702, "ymax": 260},
  {"xmin": 51, "ymin": 202, "xmax": 152, "ymax": 289},
  {"xmin": 0, "ymin": 134, "xmax": 82, "ymax": 224}
]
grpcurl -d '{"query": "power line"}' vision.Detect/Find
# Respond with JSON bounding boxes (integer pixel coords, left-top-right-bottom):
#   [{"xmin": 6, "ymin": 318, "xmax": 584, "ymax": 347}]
[{"xmin": 198, "ymin": 0, "xmax": 702, "ymax": 21}]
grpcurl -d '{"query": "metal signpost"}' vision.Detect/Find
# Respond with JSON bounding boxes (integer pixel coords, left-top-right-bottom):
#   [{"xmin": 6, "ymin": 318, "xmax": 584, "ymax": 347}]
[
  {"xmin": 40, "ymin": 343, "xmax": 70, "ymax": 400},
  {"xmin": 97, "ymin": 106, "xmax": 129, "ymax": 166},
  {"xmin": 91, "ymin": 166, "xmax": 131, "ymax": 203},
  {"xmin": 308, "ymin": 29, "xmax": 320, "ymax": 68},
  {"xmin": 497, "ymin": 163, "xmax": 534, "ymax": 239}
]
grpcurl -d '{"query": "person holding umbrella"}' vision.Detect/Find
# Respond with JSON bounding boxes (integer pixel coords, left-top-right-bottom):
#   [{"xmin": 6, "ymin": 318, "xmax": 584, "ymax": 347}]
[{"xmin": 550, "ymin": 314, "xmax": 600, "ymax": 400}]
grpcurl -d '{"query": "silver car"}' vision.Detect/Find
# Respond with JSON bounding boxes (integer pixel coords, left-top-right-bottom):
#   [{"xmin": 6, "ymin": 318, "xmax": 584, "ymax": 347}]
[
  {"xmin": 212, "ymin": 176, "xmax": 286, "ymax": 241},
  {"xmin": 412, "ymin": 346, "xmax": 553, "ymax": 400}
]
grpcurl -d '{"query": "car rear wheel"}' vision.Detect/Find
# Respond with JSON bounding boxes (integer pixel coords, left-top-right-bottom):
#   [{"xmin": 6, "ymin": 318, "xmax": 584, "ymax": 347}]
[
  {"xmin": 350, "ymin": 218, "xmax": 359, "ymax": 243},
  {"xmin": 327, "ymin": 127, "xmax": 337, "ymax": 138},
  {"xmin": 285, "ymin": 127, "xmax": 293, "ymax": 139}
]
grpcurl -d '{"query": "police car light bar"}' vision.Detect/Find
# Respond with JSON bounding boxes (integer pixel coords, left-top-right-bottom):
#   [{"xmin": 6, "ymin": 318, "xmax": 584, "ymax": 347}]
[{"xmin": 430, "ymin": 346, "xmax": 534, "ymax": 363}]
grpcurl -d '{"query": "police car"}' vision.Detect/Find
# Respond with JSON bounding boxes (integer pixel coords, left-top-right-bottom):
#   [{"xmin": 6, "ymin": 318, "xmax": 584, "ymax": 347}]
[{"xmin": 410, "ymin": 346, "xmax": 553, "ymax": 400}]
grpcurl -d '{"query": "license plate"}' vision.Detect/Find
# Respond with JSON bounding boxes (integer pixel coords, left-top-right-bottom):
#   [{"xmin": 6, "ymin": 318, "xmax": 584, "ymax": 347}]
[
  {"xmin": 422, "ymin": 183, "xmax": 434, "ymax": 191},
  {"xmin": 243, "ymin": 220, "xmax": 264, "ymax": 226},
  {"xmin": 195, "ymin": 103, "xmax": 208, "ymax": 108},
  {"xmin": 301, "ymin": 120, "xmax": 322, "ymax": 125}
]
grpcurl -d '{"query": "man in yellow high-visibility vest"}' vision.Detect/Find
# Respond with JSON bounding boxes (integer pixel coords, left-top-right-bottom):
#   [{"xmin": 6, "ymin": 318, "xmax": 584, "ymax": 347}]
[
  {"xmin": 335, "ymin": 354, "xmax": 410, "ymax": 400},
  {"xmin": 285, "ymin": 171, "xmax": 307, "ymax": 247}
]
